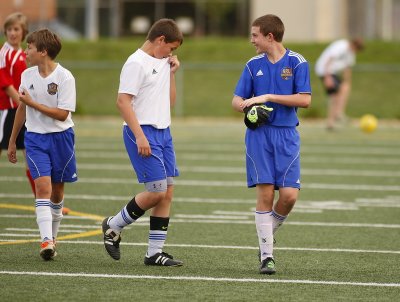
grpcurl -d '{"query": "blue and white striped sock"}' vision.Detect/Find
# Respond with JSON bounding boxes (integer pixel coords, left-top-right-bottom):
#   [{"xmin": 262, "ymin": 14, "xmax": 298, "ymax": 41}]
[
  {"xmin": 271, "ymin": 210, "xmax": 287, "ymax": 234},
  {"xmin": 108, "ymin": 206, "xmax": 135, "ymax": 231},
  {"xmin": 50, "ymin": 200, "xmax": 63, "ymax": 239}
]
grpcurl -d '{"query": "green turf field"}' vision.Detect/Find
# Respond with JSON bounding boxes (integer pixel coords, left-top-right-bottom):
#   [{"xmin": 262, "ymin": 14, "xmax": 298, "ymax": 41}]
[{"xmin": 1, "ymin": 117, "xmax": 399, "ymax": 301}]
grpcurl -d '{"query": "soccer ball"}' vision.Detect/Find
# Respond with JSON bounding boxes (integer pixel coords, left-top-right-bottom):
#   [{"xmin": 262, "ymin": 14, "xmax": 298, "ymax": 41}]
[{"xmin": 360, "ymin": 114, "xmax": 378, "ymax": 133}]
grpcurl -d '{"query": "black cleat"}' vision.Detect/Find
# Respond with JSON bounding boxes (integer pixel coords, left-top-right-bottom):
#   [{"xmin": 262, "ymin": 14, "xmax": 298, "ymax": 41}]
[
  {"xmin": 102, "ymin": 217, "xmax": 121, "ymax": 260},
  {"xmin": 144, "ymin": 252, "xmax": 183, "ymax": 267},
  {"xmin": 260, "ymin": 257, "xmax": 276, "ymax": 275}
]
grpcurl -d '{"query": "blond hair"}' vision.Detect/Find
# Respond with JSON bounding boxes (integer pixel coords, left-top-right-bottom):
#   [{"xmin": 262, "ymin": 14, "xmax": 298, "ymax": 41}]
[{"xmin": 3, "ymin": 12, "xmax": 28, "ymax": 41}]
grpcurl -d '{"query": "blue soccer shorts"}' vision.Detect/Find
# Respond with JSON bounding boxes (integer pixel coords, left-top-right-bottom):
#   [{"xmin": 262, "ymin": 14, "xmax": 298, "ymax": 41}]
[
  {"xmin": 245, "ymin": 125, "xmax": 300, "ymax": 189},
  {"xmin": 123, "ymin": 125, "xmax": 179, "ymax": 184},
  {"xmin": 24, "ymin": 128, "xmax": 78, "ymax": 183}
]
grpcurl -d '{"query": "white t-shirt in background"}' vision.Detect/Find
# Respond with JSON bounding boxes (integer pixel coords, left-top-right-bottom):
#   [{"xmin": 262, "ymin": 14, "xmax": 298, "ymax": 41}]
[{"xmin": 315, "ymin": 39, "xmax": 355, "ymax": 77}]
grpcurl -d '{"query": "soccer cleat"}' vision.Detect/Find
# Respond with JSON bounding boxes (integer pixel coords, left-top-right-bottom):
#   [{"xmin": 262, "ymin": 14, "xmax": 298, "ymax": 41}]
[
  {"xmin": 260, "ymin": 257, "xmax": 276, "ymax": 275},
  {"xmin": 144, "ymin": 252, "xmax": 183, "ymax": 267},
  {"xmin": 40, "ymin": 240, "xmax": 56, "ymax": 261},
  {"xmin": 102, "ymin": 217, "xmax": 121, "ymax": 260}
]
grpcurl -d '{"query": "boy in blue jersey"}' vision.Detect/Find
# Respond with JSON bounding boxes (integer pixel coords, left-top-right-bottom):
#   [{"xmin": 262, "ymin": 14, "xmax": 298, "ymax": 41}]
[{"xmin": 232, "ymin": 14, "xmax": 311, "ymax": 274}]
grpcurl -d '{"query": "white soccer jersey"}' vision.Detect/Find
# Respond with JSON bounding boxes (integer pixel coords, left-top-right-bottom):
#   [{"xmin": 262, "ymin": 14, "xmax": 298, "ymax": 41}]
[
  {"xmin": 118, "ymin": 49, "xmax": 171, "ymax": 129},
  {"xmin": 315, "ymin": 39, "xmax": 355, "ymax": 76},
  {"xmin": 20, "ymin": 64, "xmax": 76, "ymax": 134}
]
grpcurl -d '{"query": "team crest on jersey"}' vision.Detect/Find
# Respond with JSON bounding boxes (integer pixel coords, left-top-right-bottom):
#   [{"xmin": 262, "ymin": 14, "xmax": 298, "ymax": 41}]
[
  {"xmin": 281, "ymin": 67, "xmax": 293, "ymax": 80},
  {"xmin": 47, "ymin": 83, "xmax": 58, "ymax": 95}
]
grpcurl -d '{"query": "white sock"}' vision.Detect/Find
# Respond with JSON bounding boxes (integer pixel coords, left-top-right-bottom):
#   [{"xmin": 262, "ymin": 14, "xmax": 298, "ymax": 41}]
[
  {"xmin": 271, "ymin": 209, "xmax": 287, "ymax": 234},
  {"xmin": 147, "ymin": 230, "xmax": 167, "ymax": 257},
  {"xmin": 109, "ymin": 206, "xmax": 135, "ymax": 231},
  {"xmin": 50, "ymin": 200, "xmax": 63, "ymax": 240},
  {"xmin": 255, "ymin": 211, "xmax": 274, "ymax": 261},
  {"xmin": 35, "ymin": 199, "xmax": 52, "ymax": 241}
]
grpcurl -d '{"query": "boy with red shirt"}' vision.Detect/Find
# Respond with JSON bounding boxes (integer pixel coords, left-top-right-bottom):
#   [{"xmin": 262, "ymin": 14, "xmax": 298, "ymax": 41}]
[{"xmin": 0, "ymin": 12, "xmax": 35, "ymax": 194}]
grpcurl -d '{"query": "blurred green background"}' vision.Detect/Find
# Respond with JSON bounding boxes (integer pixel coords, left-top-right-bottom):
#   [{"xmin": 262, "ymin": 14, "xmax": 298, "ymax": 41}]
[{"xmin": 5, "ymin": 37, "xmax": 400, "ymax": 119}]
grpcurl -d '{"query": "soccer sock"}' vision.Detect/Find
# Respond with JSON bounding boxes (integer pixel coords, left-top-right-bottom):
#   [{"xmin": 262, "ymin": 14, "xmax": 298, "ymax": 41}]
[
  {"xmin": 108, "ymin": 197, "xmax": 145, "ymax": 231},
  {"xmin": 271, "ymin": 209, "xmax": 287, "ymax": 234},
  {"xmin": 35, "ymin": 199, "xmax": 53, "ymax": 242},
  {"xmin": 50, "ymin": 200, "xmax": 64, "ymax": 240},
  {"xmin": 147, "ymin": 216, "xmax": 169, "ymax": 257},
  {"xmin": 255, "ymin": 211, "xmax": 274, "ymax": 261},
  {"xmin": 26, "ymin": 169, "xmax": 36, "ymax": 197}
]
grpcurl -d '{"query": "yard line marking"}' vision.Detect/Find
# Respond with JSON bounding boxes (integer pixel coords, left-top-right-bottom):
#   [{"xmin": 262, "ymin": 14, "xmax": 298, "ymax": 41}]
[
  {"xmin": 3, "ymin": 163, "xmax": 400, "ymax": 177},
  {"xmin": 1, "ymin": 240, "xmax": 399, "ymax": 255},
  {"xmin": 1, "ymin": 271, "xmax": 399, "ymax": 287},
  {"xmin": 2, "ymin": 193, "xmax": 399, "ymax": 208},
  {"xmin": 2, "ymin": 176, "xmax": 400, "ymax": 191},
  {"xmin": 45, "ymin": 240, "xmax": 400, "ymax": 255},
  {"xmin": 0, "ymin": 203, "xmax": 103, "ymax": 245}
]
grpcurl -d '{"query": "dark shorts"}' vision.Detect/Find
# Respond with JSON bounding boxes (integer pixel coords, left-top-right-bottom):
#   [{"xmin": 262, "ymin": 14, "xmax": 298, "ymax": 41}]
[
  {"xmin": 320, "ymin": 74, "xmax": 342, "ymax": 95},
  {"xmin": 0, "ymin": 109, "xmax": 26, "ymax": 150}
]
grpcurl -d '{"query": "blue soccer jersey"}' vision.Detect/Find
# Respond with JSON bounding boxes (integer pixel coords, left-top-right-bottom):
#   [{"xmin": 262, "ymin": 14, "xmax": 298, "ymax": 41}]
[{"xmin": 234, "ymin": 49, "xmax": 311, "ymax": 127}]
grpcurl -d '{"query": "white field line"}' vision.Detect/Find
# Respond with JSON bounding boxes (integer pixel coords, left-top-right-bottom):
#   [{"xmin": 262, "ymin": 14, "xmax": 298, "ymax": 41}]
[
  {"xmin": 1, "ymin": 193, "xmax": 400, "ymax": 209},
  {"xmin": 0, "ymin": 240, "xmax": 399, "ymax": 256},
  {"xmin": 5, "ymin": 151, "xmax": 396, "ymax": 166},
  {"xmin": 0, "ymin": 271, "xmax": 399, "ymax": 288},
  {"xmin": 75, "ymin": 143, "xmax": 400, "ymax": 154},
  {"xmin": 1, "ymin": 215, "xmax": 399, "ymax": 229},
  {"xmin": 3, "ymin": 162, "xmax": 400, "ymax": 177},
  {"xmin": 1, "ymin": 176, "xmax": 400, "ymax": 191}
]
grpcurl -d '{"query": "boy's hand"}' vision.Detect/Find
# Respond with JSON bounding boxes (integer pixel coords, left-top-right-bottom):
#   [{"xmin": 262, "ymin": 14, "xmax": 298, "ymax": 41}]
[
  {"xmin": 7, "ymin": 142, "xmax": 17, "ymax": 163},
  {"xmin": 168, "ymin": 55, "xmax": 180, "ymax": 73},
  {"xmin": 19, "ymin": 89, "xmax": 35, "ymax": 107}
]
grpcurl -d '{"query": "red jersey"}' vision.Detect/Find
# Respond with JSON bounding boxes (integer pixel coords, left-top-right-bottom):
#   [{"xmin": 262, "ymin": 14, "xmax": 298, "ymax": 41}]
[{"xmin": 0, "ymin": 42, "xmax": 27, "ymax": 109}]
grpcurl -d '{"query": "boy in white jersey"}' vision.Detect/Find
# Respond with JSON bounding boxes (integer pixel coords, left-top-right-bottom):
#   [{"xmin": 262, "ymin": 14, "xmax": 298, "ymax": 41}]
[
  {"xmin": 8, "ymin": 29, "xmax": 77, "ymax": 261},
  {"xmin": 315, "ymin": 38, "xmax": 364, "ymax": 130},
  {"xmin": 102, "ymin": 19, "xmax": 184, "ymax": 267},
  {"xmin": 232, "ymin": 14, "xmax": 311, "ymax": 274}
]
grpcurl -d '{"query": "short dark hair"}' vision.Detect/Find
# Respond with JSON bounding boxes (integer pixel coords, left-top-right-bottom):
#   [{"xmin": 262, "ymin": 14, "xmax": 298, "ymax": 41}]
[
  {"xmin": 26, "ymin": 29, "xmax": 62, "ymax": 60},
  {"xmin": 252, "ymin": 14, "xmax": 285, "ymax": 42},
  {"xmin": 146, "ymin": 18, "xmax": 183, "ymax": 45}
]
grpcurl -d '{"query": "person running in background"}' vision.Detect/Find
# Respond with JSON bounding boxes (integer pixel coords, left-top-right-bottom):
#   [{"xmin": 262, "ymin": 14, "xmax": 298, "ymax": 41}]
[
  {"xmin": 8, "ymin": 29, "xmax": 78, "ymax": 260},
  {"xmin": 232, "ymin": 14, "xmax": 311, "ymax": 274},
  {"xmin": 0, "ymin": 12, "xmax": 35, "ymax": 194},
  {"xmin": 315, "ymin": 38, "xmax": 364, "ymax": 130},
  {"xmin": 101, "ymin": 19, "xmax": 184, "ymax": 267}
]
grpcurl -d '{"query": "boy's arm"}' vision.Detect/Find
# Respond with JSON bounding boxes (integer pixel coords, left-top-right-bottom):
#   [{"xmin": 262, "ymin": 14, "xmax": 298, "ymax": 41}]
[
  {"xmin": 241, "ymin": 93, "xmax": 311, "ymax": 109},
  {"xmin": 4, "ymin": 85, "xmax": 21, "ymax": 104},
  {"xmin": 168, "ymin": 55, "xmax": 180, "ymax": 107},
  {"xmin": 7, "ymin": 103, "xmax": 26, "ymax": 164},
  {"xmin": 19, "ymin": 89, "xmax": 69, "ymax": 121},
  {"xmin": 116, "ymin": 93, "xmax": 151, "ymax": 157}
]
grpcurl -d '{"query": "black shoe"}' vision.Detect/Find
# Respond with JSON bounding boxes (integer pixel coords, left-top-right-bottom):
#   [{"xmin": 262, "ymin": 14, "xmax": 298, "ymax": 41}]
[
  {"xmin": 144, "ymin": 252, "xmax": 183, "ymax": 267},
  {"xmin": 102, "ymin": 217, "xmax": 121, "ymax": 260},
  {"xmin": 260, "ymin": 257, "xmax": 276, "ymax": 274}
]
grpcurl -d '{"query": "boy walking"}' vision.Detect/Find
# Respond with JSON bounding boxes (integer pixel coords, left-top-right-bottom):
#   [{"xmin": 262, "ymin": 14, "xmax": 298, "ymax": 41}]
[
  {"xmin": 232, "ymin": 14, "xmax": 311, "ymax": 274},
  {"xmin": 102, "ymin": 19, "xmax": 184, "ymax": 266},
  {"xmin": 8, "ymin": 29, "xmax": 77, "ymax": 260}
]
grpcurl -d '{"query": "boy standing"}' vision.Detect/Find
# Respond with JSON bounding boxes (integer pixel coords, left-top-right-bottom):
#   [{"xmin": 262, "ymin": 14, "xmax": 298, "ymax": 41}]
[
  {"xmin": 315, "ymin": 38, "xmax": 364, "ymax": 130},
  {"xmin": 232, "ymin": 14, "xmax": 311, "ymax": 274},
  {"xmin": 8, "ymin": 29, "xmax": 77, "ymax": 260},
  {"xmin": 102, "ymin": 19, "xmax": 184, "ymax": 267},
  {"xmin": 0, "ymin": 12, "xmax": 36, "ymax": 194}
]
